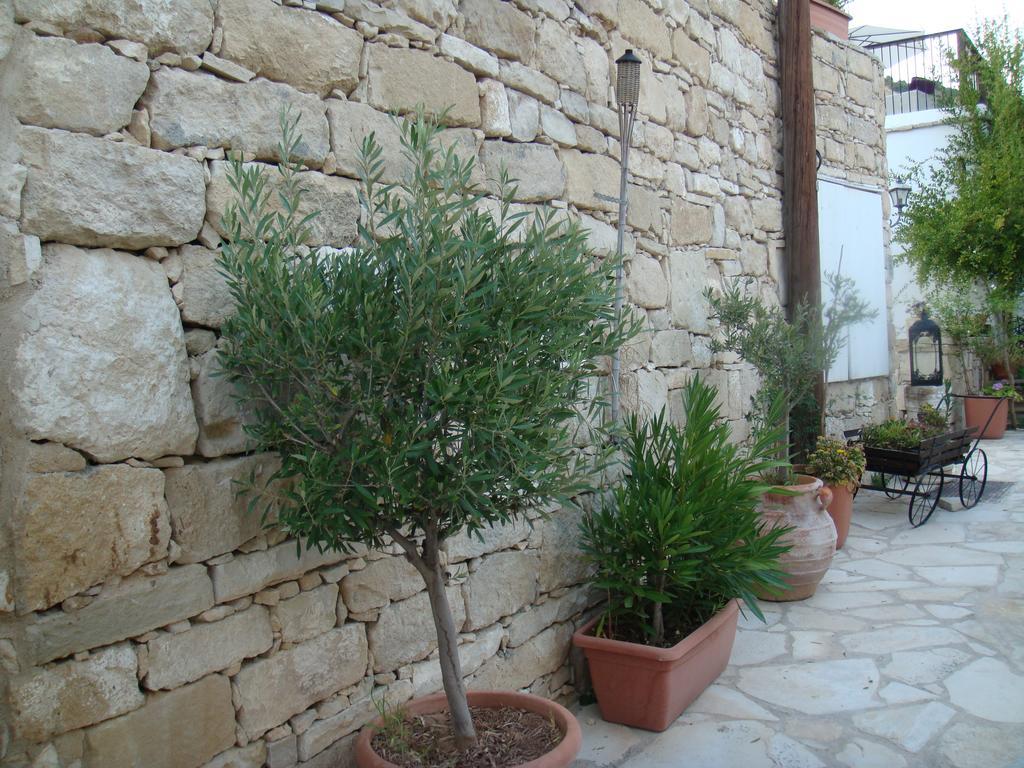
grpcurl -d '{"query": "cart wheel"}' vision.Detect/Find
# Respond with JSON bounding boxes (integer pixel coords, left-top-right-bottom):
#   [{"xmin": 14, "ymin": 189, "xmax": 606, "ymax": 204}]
[
  {"xmin": 908, "ymin": 471, "xmax": 944, "ymax": 527},
  {"xmin": 881, "ymin": 472, "xmax": 910, "ymax": 500},
  {"xmin": 959, "ymin": 448, "xmax": 988, "ymax": 508}
]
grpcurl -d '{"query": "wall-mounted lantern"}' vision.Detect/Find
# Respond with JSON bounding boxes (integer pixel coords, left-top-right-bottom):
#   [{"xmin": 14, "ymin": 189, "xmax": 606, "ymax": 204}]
[
  {"xmin": 909, "ymin": 307, "xmax": 943, "ymax": 385},
  {"xmin": 889, "ymin": 178, "xmax": 911, "ymax": 225}
]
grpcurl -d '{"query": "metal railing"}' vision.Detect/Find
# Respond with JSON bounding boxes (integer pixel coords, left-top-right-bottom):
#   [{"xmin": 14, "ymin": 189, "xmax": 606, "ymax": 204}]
[{"xmin": 864, "ymin": 30, "xmax": 980, "ymax": 115}]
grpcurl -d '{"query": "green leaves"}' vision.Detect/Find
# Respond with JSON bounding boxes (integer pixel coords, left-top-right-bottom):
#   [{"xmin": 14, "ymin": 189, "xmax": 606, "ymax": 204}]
[
  {"xmin": 579, "ymin": 375, "xmax": 792, "ymax": 647},
  {"xmin": 217, "ymin": 108, "xmax": 632, "ymax": 556}
]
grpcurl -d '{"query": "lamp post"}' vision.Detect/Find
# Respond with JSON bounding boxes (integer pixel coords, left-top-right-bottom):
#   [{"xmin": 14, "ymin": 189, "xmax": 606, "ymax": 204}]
[
  {"xmin": 889, "ymin": 177, "xmax": 911, "ymax": 225},
  {"xmin": 610, "ymin": 49, "xmax": 641, "ymax": 426}
]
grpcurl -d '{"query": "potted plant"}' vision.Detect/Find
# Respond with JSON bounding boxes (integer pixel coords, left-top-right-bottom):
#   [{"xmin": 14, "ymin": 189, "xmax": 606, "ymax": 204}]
[
  {"xmin": 925, "ymin": 285, "xmax": 1023, "ymax": 437},
  {"xmin": 809, "ymin": 0, "xmax": 852, "ymax": 40},
  {"xmin": 573, "ymin": 376, "xmax": 792, "ymax": 731},
  {"xmin": 218, "ymin": 111, "xmax": 633, "ymax": 766},
  {"xmin": 968, "ymin": 380, "xmax": 1023, "ymax": 439},
  {"xmin": 705, "ymin": 272, "xmax": 875, "ymax": 600},
  {"xmin": 805, "ymin": 437, "xmax": 866, "ymax": 549}
]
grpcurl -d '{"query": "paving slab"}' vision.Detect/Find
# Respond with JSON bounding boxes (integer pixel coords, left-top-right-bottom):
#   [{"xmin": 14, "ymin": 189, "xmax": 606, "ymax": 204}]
[{"xmin": 573, "ymin": 430, "xmax": 1024, "ymax": 768}]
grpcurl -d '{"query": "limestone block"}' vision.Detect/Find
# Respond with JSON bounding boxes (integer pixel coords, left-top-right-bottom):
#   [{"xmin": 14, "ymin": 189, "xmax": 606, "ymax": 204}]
[
  {"xmin": 581, "ymin": 37, "xmax": 610, "ymax": 105},
  {"xmin": 207, "ymin": 160, "xmax": 359, "ymax": 247},
  {"xmin": 24, "ymin": 442, "xmax": 87, "ymax": 473},
  {"xmin": 276, "ymin": 583, "xmax": 339, "ymax": 644},
  {"xmin": 627, "ymin": 184, "xmax": 664, "ymax": 235},
  {"xmin": 345, "ymin": 0, "xmax": 435, "ymax": 42},
  {"xmin": 164, "ymin": 454, "xmax": 280, "ymax": 565},
  {"xmin": 651, "ymin": 329, "xmax": 693, "ymax": 367},
  {"xmin": 460, "ymin": 0, "xmax": 535, "ymax": 62},
  {"xmin": 325, "ymin": 100, "xmax": 404, "ymax": 184},
  {"xmin": 463, "ymin": 551, "xmax": 539, "ymax": 630},
  {"xmin": 9, "ymin": 244, "xmax": 198, "ymax": 462},
  {"xmin": 203, "ymin": 743, "xmax": 267, "ymax": 768},
  {"xmin": 440, "ymin": 34, "xmax": 499, "ymax": 78},
  {"xmin": 13, "ymin": 466, "xmax": 169, "ymax": 613},
  {"xmin": 0, "ymin": 161, "xmax": 27, "ymax": 220},
  {"xmin": 171, "ymin": 245, "xmax": 233, "ymax": 329},
  {"xmin": 534, "ymin": 19, "xmax": 586, "ymax": 94},
  {"xmin": 479, "ymin": 79, "xmax": 512, "ymax": 138},
  {"xmin": 85, "ymin": 675, "xmax": 235, "ymax": 768},
  {"xmin": 218, "ymin": 0, "xmax": 361, "ymax": 97},
  {"xmin": 19, "ymin": 128, "xmax": 205, "ymax": 248},
  {"xmin": 26, "ymin": 565, "xmax": 214, "ymax": 665},
  {"xmin": 5, "ymin": 33, "xmax": 149, "ymax": 135},
  {"xmin": 617, "ymin": 0, "xmax": 671, "ymax": 60},
  {"xmin": 622, "ymin": 368, "xmax": 668, "ymax": 419},
  {"xmin": 672, "ymin": 32, "xmax": 711, "ymax": 85},
  {"xmin": 670, "ymin": 199, "xmax": 713, "ymax": 246},
  {"xmin": 297, "ymin": 680, "xmax": 413, "ymax": 761},
  {"xmin": 499, "ymin": 61, "xmax": 559, "ymax": 105},
  {"xmin": 145, "ymin": 606, "xmax": 273, "ymax": 690},
  {"xmin": 210, "ymin": 540, "xmax": 348, "ymax": 603},
  {"xmin": 536, "ymin": 506, "xmax": 590, "ymax": 592},
  {"xmin": 367, "ymin": 46, "xmax": 480, "ymax": 127},
  {"xmin": 669, "ymin": 249, "xmax": 712, "ymax": 332},
  {"xmin": 190, "ymin": 345, "xmax": 257, "ymax": 458},
  {"xmin": 539, "ymin": 106, "xmax": 577, "ymax": 147},
  {"xmin": 411, "ymin": 624, "xmax": 503, "ymax": 697},
  {"xmin": 146, "ymin": 69, "xmax": 330, "ymax": 166},
  {"xmin": 368, "ymin": 586, "xmax": 466, "ymax": 672},
  {"xmin": 233, "ymin": 625, "xmax": 368, "ymax": 737},
  {"xmin": 751, "ymin": 197, "xmax": 781, "ymax": 232},
  {"xmin": 478, "ymin": 142, "xmax": 564, "ymax": 202},
  {"xmin": 12, "ymin": 0, "xmax": 214, "ymax": 56},
  {"xmin": 340, "ymin": 556, "xmax": 422, "ymax": 614},
  {"xmin": 0, "ymin": 220, "xmax": 41, "ymax": 288},
  {"xmin": 10, "ymin": 643, "xmax": 143, "ymax": 741},
  {"xmin": 686, "ymin": 87, "xmax": 709, "ymax": 137},
  {"xmin": 507, "ymin": 90, "xmax": 540, "ymax": 142},
  {"xmin": 469, "ymin": 622, "xmax": 572, "ymax": 690},
  {"xmin": 443, "ymin": 518, "xmax": 532, "ymax": 562},
  {"xmin": 505, "ymin": 585, "xmax": 592, "ymax": 647},
  {"xmin": 561, "ymin": 150, "xmax": 619, "ymax": 212},
  {"xmin": 626, "ymin": 254, "xmax": 668, "ymax": 309},
  {"xmin": 724, "ymin": 196, "xmax": 753, "ymax": 236}
]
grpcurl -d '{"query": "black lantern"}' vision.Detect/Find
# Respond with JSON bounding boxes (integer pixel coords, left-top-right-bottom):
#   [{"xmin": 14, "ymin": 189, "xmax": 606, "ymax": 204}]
[{"xmin": 909, "ymin": 308, "xmax": 943, "ymax": 386}]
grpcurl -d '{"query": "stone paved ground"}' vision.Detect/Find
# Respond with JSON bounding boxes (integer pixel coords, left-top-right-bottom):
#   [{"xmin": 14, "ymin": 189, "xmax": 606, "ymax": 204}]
[{"xmin": 575, "ymin": 431, "xmax": 1024, "ymax": 768}]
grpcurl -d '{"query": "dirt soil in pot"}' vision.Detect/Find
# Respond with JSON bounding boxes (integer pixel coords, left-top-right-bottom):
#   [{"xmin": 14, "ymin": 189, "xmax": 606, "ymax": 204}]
[{"xmin": 371, "ymin": 705, "xmax": 563, "ymax": 768}]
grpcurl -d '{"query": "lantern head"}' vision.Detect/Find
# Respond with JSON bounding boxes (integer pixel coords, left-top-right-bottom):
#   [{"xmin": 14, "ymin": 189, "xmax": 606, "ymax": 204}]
[
  {"xmin": 909, "ymin": 307, "xmax": 943, "ymax": 386},
  {"xmin": 615, "ymin": 49, "xmax": 641, "ymax": 108}
]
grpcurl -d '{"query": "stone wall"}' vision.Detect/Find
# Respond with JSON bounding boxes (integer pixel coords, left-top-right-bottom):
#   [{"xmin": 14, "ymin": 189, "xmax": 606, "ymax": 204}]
[{"xmin": 0, "ymin": 2, "xmax": 889, "ymax": 767}]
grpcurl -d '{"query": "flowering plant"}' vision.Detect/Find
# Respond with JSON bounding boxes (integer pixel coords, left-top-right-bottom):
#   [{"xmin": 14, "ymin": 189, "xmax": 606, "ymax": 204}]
[
  {"xmin": 982, "ymin": 380, "xmax": 1023, "ymax": 401},
  {"xmin": 806, "ymin": 437, "xmax": 866, "ymax": 489}
]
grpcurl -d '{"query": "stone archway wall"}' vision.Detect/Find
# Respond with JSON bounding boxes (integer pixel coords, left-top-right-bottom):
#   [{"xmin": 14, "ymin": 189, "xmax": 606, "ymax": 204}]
[{"xmin": 0, "ymin": 2, "xmax": 889, "ymax": 766}]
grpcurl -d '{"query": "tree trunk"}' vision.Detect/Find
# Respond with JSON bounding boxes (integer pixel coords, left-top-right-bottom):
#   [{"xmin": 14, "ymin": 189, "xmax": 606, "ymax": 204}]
[
  {"xmin": 390, "ymin": 525, "xmax": 478, "ymax": 751},
  {"xmin": 421, "ymin": 551, "xmax": 477, "ymax": 750}
]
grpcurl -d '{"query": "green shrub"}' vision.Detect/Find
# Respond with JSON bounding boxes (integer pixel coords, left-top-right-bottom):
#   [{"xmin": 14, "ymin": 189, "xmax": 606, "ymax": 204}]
[
  {"xmin": 579, "ymin": 376, "xmax": 791, "ymax": 648},
  {"xmin": 217, "ymin": 111, "xmax": 636, "ymax": 747},
  {"xmin": 861, "ymin": 418, "xmax": 944, "ymax": 450},
  {"xmin": 805, "ymin": 437, "xmax": 866, "ymax": 488}
]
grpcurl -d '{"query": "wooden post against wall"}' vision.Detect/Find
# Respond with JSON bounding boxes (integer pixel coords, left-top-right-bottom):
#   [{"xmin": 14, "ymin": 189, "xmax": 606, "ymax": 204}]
[
  {"xmin": 779, "ymin": 0, "xmax": 825, "ymax": 440},
  {"xmin": 779, "ymin": 0, "xmax": 820, "ymax": 312}
]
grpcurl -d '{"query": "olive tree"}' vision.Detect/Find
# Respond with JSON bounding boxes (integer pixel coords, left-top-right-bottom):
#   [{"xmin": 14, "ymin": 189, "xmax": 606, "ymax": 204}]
[{"xmin": 216, "ymin": 113, "xmax": 634, "ymax": 749}]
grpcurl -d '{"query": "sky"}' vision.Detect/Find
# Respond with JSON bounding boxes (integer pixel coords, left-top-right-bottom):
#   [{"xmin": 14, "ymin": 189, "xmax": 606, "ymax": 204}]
[{"xmin": 845, "ymin": 0, "xmax": 1024, "ymax": 37}]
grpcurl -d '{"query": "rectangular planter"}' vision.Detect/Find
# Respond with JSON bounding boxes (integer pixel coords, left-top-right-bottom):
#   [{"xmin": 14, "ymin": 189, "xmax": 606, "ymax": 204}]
[{"xmin": 572, "ymin": 599, "xmax": 739, "ymax": 732}]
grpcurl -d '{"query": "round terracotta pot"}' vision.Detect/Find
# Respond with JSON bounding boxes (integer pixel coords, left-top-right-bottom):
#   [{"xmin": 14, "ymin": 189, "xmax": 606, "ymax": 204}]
[
  {"xmin": 572, "ymin": 599, "xmax": 739, "ymax": 732},
  {"xmin": 354, "ymin": 690, "xmax": 581, "ymax": 768},
  {"xmin": 963, "ymin": 395, "xmax": 1008, "ymax": 439},
  {"xmin": 825, "ymin": 484, "xmax": 855, "ymax": 550},
  {"xmin": 757, "ymin": 475, "xmax": 837, "ymax": 601}
]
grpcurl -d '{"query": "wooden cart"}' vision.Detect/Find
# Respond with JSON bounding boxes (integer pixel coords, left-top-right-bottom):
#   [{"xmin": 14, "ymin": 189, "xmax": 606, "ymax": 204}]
[{"xmin": 843, "ymin": 426, "xmax": 987, "ymax": 527}]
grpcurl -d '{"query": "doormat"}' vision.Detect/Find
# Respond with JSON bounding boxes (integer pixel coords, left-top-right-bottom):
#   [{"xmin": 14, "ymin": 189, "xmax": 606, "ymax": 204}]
[{"xmin": 940, "ymin": 479, "xmax": 1014, "ymax": 504}]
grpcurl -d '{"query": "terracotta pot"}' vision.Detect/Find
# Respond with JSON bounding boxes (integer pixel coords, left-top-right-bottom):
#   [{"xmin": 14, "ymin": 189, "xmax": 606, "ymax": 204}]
[
  {"xmin": 571, "ymin": 599, "xmax": 739, "ymax": 732},
  {"xmin": 808, "ymin": 0, "xmax": 852, "ymax": 39},
  {"xmin": 354, "ymin": 690, "xmax": 581, "ymax": 768},
  {"xmin": 757, "ymin": 475, "xmax": 836, "ymax": 601},
  {"xmin": 825, "ymin": 484, "xmax": 855, "ymax": 550},
  {"xmin": 963, "ymin": 395, "xmax": 1008, "ymax": 439}
]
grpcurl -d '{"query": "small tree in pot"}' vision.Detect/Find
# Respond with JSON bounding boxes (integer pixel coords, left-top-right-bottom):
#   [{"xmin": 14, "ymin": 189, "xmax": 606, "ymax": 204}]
[{"xmin": 217, "ymin": 112, "xmax": 635, "ymax": 754}]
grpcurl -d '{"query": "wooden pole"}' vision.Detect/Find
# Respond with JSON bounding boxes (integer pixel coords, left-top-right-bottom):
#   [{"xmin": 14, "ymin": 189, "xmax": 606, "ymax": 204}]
[{"xmin": 779, "ymin": 0, "xmax": 825, "ymax": 444}]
